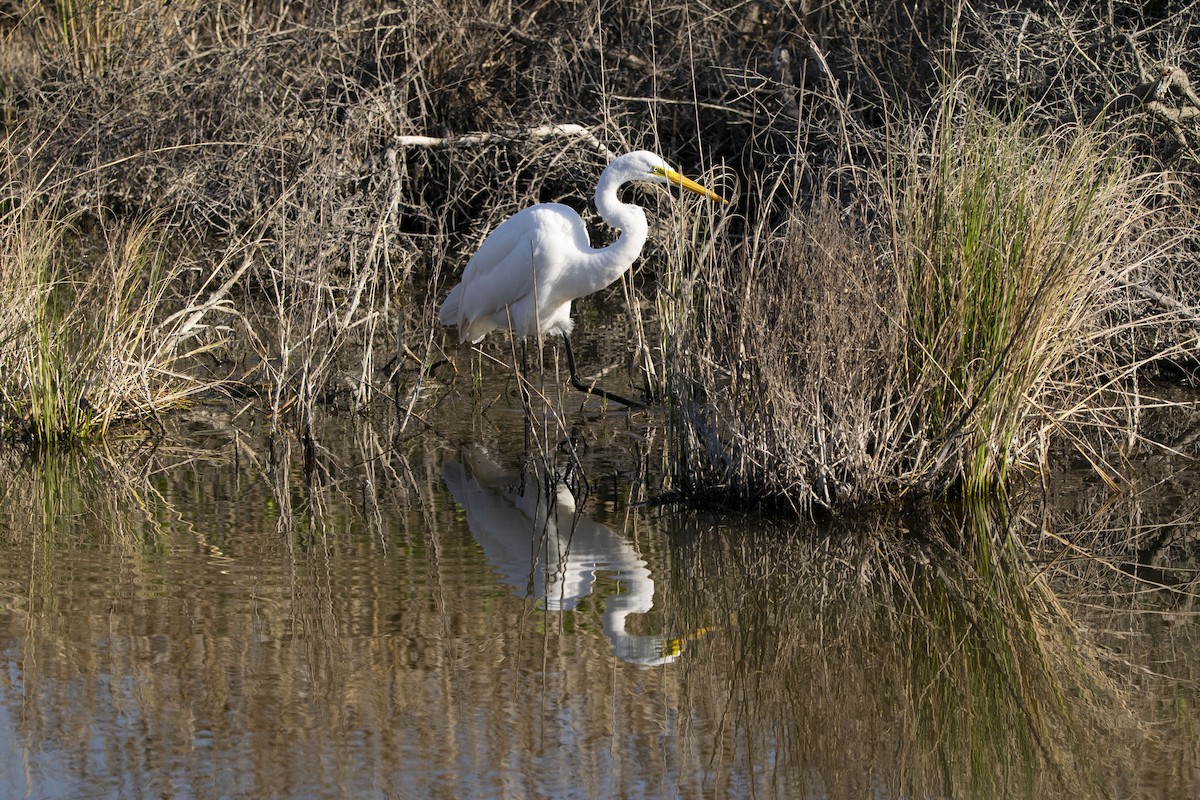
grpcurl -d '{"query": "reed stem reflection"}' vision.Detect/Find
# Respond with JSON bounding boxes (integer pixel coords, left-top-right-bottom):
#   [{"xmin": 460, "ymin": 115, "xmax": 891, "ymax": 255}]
[{"xmin": 665, "ymin": 501, "xmax": 1141, "ymax": 798}]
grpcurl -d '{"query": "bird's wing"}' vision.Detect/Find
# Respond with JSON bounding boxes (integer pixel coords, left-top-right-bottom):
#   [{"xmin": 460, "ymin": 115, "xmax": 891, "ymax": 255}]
[
  {"xmin": 457, "ymin": 205, "xmax": 588, "ymax": 315},
  {"xmin": 456, "ymin": 214, "xmax": 540, "ymax": 318}
]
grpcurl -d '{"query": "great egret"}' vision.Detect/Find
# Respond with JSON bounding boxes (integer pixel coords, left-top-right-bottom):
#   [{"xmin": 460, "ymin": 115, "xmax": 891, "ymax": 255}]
[{"xmin": 438, "ymin": 150, "xmax": 726, "ymax": 408}]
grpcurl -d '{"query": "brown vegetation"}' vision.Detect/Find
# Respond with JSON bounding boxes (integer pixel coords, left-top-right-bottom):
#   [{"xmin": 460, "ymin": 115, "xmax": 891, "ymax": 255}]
[{"xmin": 1, "ymin": 1, "xmax": 1198, "ymax": 508}]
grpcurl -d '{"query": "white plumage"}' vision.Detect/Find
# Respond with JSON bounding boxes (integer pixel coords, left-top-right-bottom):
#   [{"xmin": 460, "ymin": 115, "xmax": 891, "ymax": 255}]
[{"xmin": 439, "ymin": 150, "xmax": 725, "ymax": 344}]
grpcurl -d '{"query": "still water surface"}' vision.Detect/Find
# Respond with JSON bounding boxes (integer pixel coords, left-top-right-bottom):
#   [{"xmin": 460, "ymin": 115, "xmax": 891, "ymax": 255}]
[{"xmin": 0, "ymin": 390, "xmax": 1198, "ymax": 799}]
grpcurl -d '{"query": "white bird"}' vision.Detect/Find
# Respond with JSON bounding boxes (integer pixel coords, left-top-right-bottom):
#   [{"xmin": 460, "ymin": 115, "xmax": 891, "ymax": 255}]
[{"xmin": 438, "ymin": 150, "xmax": 726, "ymax": 407}]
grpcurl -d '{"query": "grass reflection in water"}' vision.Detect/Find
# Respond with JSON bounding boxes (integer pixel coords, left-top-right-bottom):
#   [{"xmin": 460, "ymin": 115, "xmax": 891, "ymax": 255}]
[
  {"xmin": 0, "ymin": 439, "xmax": 1195, "ymax": 799},
  {"xmin": 665, "ymin": 501, "xmax": 1145, "ymax": 799}
]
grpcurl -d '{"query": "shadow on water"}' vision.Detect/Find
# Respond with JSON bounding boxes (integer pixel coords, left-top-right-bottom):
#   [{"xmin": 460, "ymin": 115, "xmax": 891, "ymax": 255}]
[{"xmin": 0, "ymin": 415, "xmax": 1197, "ymax": 798}]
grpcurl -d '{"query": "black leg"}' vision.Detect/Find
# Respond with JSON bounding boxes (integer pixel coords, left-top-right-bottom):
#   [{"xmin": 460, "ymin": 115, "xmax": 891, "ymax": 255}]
[
  {"xmin": 519, "ymin": 338, "xmax": 531, "ymax": 408},
  {"xmin": 562, "ymin": 335, "xmax": 646, "ymax": 409},
  {"xmin": 520, "ymin": 341, "xmax": 532, "ymax": 454}
]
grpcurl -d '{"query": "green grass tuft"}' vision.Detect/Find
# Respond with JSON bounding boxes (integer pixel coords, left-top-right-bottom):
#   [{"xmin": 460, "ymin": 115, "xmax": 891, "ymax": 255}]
[
  {"xmin": 657, "ymin": 94, "xmax": 1174, "ymax": 511},
  {"xmin": 0, "ymin": 182, "xmax": 225, "ymax": 445},
  {"xmin": 890, "ymin": 102, "xmax": 1154, "ymax": 496}
]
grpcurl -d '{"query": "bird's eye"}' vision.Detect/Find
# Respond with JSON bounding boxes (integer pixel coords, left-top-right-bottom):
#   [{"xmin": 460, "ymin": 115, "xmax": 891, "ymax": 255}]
[{"xmin": 652, "ymin": 166, "xmax": 666, "ymax": 176}]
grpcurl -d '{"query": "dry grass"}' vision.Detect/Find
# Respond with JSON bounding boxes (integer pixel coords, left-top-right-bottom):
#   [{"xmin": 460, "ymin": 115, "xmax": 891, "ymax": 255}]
[
  {"xmin": 657, "ymin": 196, "xmax": 897, "ymax": 509},
  {"xmin": 657, "ymin": 97, "xmax": 1198, "ymax": 510},
  {"xmin": 0, "ymin": 140, "xmax": 232, "ymax": 444},
  {"xmin": 0, "ymin": 1, "xmax": 1196, "ymax": 505}
]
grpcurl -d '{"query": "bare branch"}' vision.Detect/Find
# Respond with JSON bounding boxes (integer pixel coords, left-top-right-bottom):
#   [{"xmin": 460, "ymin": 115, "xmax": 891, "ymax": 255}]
[{"xmin": 388, "ymin": 124, "xmax": 614, "ymax": 158}]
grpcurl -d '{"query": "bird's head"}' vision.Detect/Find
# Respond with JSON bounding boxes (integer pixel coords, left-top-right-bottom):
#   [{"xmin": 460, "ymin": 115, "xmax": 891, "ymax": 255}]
[{"xmin": 618, "ymin": 150, "xmax": 728, "ymax": 204}]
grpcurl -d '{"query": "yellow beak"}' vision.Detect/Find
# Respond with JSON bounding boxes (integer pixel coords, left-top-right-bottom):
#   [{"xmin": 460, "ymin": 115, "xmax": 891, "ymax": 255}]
[{"xmin": 665, "ymin": 168, "xmax": 728, "ymax": 204}]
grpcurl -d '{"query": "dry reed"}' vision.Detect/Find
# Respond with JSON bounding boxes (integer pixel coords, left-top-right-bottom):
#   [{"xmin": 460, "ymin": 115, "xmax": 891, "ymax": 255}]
[
  {"xmin": 0, "ymin": 1, "xmax": 1195, "ymax": 504},
  {"xmin": 658, "ymin": 95, "xmax": 1196, "ymax": 510}
]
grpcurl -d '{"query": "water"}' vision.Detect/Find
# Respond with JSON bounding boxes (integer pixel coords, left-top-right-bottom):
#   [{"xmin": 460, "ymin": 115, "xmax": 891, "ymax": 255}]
[{"xmin": 0, "ymin": 386, "xmax": 1198, "ymax": 799}]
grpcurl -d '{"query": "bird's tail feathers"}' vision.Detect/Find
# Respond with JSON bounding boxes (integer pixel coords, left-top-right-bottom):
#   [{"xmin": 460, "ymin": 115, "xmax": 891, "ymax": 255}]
[{"xmin": 437, "ymin": 284, "xmax": 462, "ymax": 327}]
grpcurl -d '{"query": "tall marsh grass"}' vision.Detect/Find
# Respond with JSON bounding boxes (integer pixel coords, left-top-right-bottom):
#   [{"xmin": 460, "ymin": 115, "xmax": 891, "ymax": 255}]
[
  {"xmin": 891, "ymin": 107, "xmax": 1157, "ymax": 497},
  {"xmin": 659, "ymin": 101, "xmax": 1174, "ymax": 509},
  {"xmin": 0, "ymin": 190, "xmax": 224, "ymax": 445}
]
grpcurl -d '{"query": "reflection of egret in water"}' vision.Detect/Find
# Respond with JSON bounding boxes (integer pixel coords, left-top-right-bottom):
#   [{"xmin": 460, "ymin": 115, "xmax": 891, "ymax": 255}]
[{"xmin": 442, "ymin": 445, "xmax": 686, "ymax": 666}]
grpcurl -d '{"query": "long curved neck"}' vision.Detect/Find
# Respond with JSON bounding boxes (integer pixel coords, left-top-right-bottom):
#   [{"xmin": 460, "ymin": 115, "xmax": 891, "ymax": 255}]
[{"xmin": 569, "ymin": 169, "xmax": 649, "ymax": 297}]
